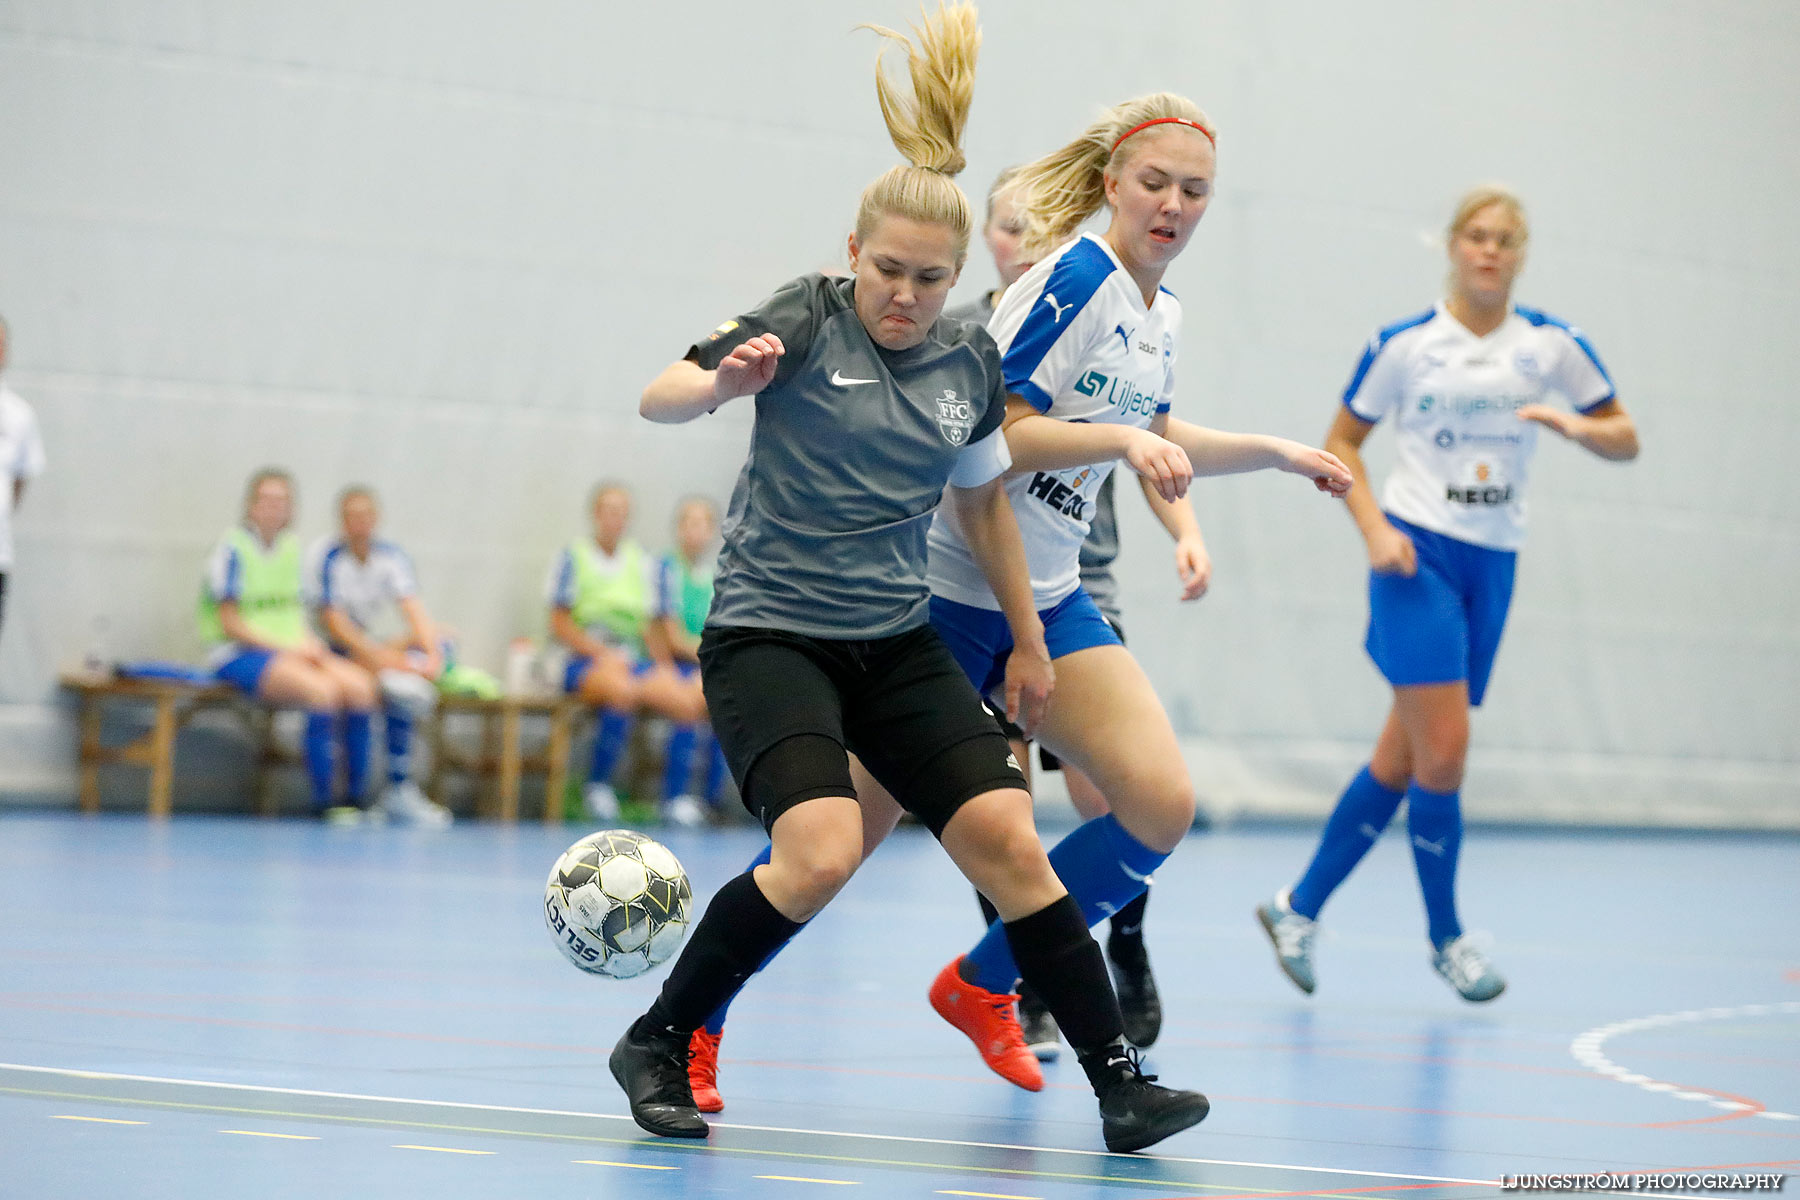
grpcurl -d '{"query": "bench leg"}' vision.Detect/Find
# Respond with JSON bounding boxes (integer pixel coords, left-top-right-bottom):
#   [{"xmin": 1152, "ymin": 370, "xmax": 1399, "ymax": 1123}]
[
  {"xmin": 147, "ymin": 695, "xmax": 178, "ymax": 819},
  {"xmin": 78, "ymin": 695, "xmax": 103, "ymax": 815},
  {"xmin": 544, "ymin": 705, "xmax": 573, "ymax": 826},
  {"xmin": 498, "ymin": 707, "xmax": 522, "ymax": 823}
]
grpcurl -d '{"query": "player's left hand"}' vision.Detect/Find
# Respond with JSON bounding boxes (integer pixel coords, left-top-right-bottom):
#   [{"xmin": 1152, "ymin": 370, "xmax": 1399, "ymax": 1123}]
[
  {"xmin": 1518, "ymin": 404, "xmax": 1578, "ymax": 439},
  {"xmin": 1283, "ymin": 443, "xmax": 1353, "ymax": 497},
  {"xmin": 1174, "ymin": 535, "xmax": 1211, "ymax": 601},
  {"xmin": 1003, "ymin": 636, "xmax": 1055, "ymax": 736}
]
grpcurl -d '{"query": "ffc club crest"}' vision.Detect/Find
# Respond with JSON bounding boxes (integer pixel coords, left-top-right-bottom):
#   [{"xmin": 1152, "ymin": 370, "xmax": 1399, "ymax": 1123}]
[{"xmin": 935, "ymin": 389, "xmax": 974, "ymax": 446}]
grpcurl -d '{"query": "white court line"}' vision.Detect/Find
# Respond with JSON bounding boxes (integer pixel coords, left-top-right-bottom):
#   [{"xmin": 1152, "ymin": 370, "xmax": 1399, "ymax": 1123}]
[
  {"xmin": 0, "ymin": 1060, "xmax": 1502, "ymax": 1188},
  {"xmin": 5, "ymin": 1060, "xmax": 1730, "ymax": 1199},
  {"xmin": 1569, "ymin": 1001, "xmax": 1800, "ymax": 1120}
]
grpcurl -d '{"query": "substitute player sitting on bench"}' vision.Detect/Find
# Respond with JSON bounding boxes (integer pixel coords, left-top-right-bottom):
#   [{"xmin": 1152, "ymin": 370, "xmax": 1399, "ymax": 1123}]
[{"xmin": 306, "ymin": 484, "xmax": 453, "ymax": 826}]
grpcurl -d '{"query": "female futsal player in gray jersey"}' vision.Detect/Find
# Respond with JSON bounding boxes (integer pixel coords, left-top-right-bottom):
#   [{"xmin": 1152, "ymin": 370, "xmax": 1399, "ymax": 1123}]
[{"xmin": 608, "ymin": 3, "xmax": 1208, "ymax": 1154}]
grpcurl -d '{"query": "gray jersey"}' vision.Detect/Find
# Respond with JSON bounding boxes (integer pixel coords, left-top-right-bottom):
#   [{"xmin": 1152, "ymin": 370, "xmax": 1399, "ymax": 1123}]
[
  {"xmin": 691, "ymin": 274, "xmax": 1009, "ymax": 639},
  {"xmin": 943, "ymin": 290, "xmax": 998, "ymax": 327},
  {"xmin": 1077, "ymin": 471, "xmax": 1121, "ymax": 623}
]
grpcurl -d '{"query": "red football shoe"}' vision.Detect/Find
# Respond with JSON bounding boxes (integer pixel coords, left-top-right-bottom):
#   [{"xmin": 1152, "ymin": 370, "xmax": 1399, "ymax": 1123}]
[
  {"xmin": 928, "ymin": 956, "xmax": 1044, "ymax": 1092},
  {"xmin": 687, "ymin": 1028, "xmax": 724, "ymax": 1113}
]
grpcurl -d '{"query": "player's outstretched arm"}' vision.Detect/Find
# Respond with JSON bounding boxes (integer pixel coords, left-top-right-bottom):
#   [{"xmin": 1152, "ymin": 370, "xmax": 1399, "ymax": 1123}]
[
  {"xmin": 1002, "ymin": 397, "xmax": 1193, "ymax": 501},
  {"xmin": 947, "ymin": 476, "xmax": 1053, "ymax": 734},
  {"xmin": 640, "ymin": 334, "xmax": 787, "ymax": 424},
  {"xmin": 1158, "ymin": 414, "xmax": 1351, "ymax": 496},
  {"xmin": 1517, "ymin": 398, "xmax": 1639, "ymax": 462}
]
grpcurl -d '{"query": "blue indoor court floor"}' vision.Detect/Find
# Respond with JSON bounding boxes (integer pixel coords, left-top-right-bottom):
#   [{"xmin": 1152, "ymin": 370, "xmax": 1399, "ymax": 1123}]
[{"xmin": 1, "ymin": 812, "xmax": 1796, "ymax": 1200}]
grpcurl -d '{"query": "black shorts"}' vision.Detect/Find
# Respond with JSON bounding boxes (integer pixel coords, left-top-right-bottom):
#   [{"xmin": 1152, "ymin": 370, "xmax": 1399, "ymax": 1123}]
[
  {"xmin": 995, "ymin": 614, "xmax": 1127, "ymax": 772},
  {"xmin": 698, "ymin": 623, "xmax": 1027, "ymax": 837}
]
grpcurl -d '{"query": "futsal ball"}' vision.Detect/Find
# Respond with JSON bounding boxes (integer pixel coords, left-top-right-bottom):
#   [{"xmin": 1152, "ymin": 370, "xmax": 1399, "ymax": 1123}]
[{"xmin": 543, "ymin": 829, "xmax": 693, "ymax": 979}]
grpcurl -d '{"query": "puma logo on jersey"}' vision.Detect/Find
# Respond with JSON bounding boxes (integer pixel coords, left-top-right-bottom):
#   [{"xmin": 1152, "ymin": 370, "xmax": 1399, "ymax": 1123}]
[
  {"xmin": 831, "ymin": 370, "xmax": 879, "ymax": 386},
  {"xmin": 1114, "ymin": 324, "xmax": 1133, "ymax": 350},
  {"xmin": 1042, "ymin": 293, "xmax": 1073, "ymax": 323}
]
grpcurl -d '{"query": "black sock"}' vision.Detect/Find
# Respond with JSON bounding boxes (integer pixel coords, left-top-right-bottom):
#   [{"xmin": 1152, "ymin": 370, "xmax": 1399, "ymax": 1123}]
[
  {"xmin": 1002, "ymin": 894, "xmax": 1124, "ymax": 1056},
  {"xmin": 1107, "ymin": 889, "xmax": 1150, "ymax": 969},
  {"xmin": 635, "ymin": 871, "xmax": 803, "ymax": 1038},
  {"xmin": 974, "ymin": 887, "xmax": 1050, "ymax": 1011}
]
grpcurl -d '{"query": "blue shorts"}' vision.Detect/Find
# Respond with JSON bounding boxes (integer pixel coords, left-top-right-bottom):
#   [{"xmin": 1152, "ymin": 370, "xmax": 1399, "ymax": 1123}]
[
  {"xmin": 214, "ymin": 646, "xmax": 277, "ymax": 696},
  {"xmin": 929, "ymin": 588, "xmax": 1123, "ymax": 699},
  {"xmin": 563, "ymin": 652, "xmax": 653, "ymax": 695},
  {"xmin": 1365, "ymin": 515, "xmax": 1517, "ymax": 706}
]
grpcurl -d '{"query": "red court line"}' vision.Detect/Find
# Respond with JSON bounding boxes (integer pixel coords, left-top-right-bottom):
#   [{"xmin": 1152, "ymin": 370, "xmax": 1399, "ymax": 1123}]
[{"xmin": 1641, "ymin": 1084, "xmax": 1766, "ymax": 1129}]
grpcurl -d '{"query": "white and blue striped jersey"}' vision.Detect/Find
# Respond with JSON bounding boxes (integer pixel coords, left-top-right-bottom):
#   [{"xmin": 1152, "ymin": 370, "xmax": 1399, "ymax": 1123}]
[
  {"xmin": 304, "ymin": 536, "xmax": 419, "ymax": 642},
  {"xmin": 1344, "ymin": 303, "xmax": 1615, "ymax": 551},
  {"xmin": 929, "ymin": 233, "xmax": 1181, "ymax": 610}
]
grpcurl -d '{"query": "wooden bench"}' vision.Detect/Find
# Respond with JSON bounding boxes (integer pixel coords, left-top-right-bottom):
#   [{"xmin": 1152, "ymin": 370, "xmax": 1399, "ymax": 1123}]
[
  {"xmin": 426, "ymin": 693, "xmax": 585, "ymax": 823},
  {"xmin": 61, "ymin": 671, "xmax": 298, "ymax": 817},
  {"xmin": 64, "ymin": 672, "xmax": 588, "ymax": 823}
]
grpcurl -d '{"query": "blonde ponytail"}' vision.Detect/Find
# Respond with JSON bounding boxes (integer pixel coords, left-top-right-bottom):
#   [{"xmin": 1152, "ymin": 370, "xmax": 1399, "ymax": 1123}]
[
  {"xmin": 1010, "ymin": 92, "xmax": 1214, "ymax": 258},
  {"xmin": 853, "ymin": 3, "xmax": 980, "ymax": 263}
]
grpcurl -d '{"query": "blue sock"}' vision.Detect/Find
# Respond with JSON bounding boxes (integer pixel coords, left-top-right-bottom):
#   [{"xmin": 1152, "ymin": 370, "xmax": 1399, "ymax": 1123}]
[
  {"xmin": 663, "ymin": 723, "xmax": 698, "ymax": 800},
  {"xmin": 1406, "ymin": 783, "xmax": 1464, "ymax": 947},
  {"xmin": 1289, "ymin": 765, "xmax": 1407, "ymax": 919},
  {"xmin": 590, "ymin": 710, "xmax": 632, "ymax": 785},
  {"xmin": 963, "ymin": 814, "xmax": 1169, "ymax": 994},
  {"xmin": 385, "ymin": 706, "xmax": 412, "ymax": 785},
  {"xmin": 704, "ymin": 843, "xmax": 779, "ymax": 1035},
  {"xmin": 303, "ymin": 712, "xmax": 335, "ymax": 811},
  {"xmin": 343, "ymin": 711, "xmax": 372, "ymax": 804},
  {"xmin": 703, "ymin": 737, "xmax": 730, "ymax": 805}
]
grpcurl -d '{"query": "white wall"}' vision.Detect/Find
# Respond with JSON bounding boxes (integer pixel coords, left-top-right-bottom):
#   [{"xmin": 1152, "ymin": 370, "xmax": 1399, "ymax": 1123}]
[{"xmin": 2, "ymin": 1, "xmax": 1795, "ymax": 823}]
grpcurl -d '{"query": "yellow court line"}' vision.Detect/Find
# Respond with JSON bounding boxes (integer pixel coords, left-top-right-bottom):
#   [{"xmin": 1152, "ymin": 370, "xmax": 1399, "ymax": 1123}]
[
  {"xmin": 574, "ymin": 1159, "xmax": 681, "ymax": 1171},
  {"xmin": 938, "ymin": 1192, "xmax": 1044, "ymax": 1199},
  {"xmin": 221, "ymin": 1130, "xmax": 319, "ymax": 1140},
  {"xmin": 394, "ymin": 1145, "xmax": 495, "ymax": 1155},
  {"xmin": 756, "ymin": 1177, "xmax": 861, "ymax": 1186},
  {"xmin": 51, "ymin": 1114, "xmax": 145, "ymax": 1125}
]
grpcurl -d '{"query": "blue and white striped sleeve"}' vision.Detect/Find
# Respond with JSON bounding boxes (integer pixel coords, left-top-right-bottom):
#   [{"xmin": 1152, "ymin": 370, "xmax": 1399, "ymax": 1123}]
[
  {"xmin": 1342, "ymin": 310, "xmax": 1433, "ymax": 424},
  {"xmin": 205, "ymin": 539, "xmax": 242, "ymax": 604},
  {"xmin": 991, "ymin": 239, "xmax": 1115, "ymax": 413},
  {"xmin": 1518, "ymin": 307, "xmax": 1616, "ymax": 413},
  {"xmin": 545, "ymin": 549, "xmax": 577, "ymax": 610}
]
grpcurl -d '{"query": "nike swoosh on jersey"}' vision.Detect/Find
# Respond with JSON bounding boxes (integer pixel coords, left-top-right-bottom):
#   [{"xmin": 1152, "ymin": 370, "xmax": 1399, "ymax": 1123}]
[{"xmin": 831, "ymin": 370, "xmax": 879, "ymax": 386}]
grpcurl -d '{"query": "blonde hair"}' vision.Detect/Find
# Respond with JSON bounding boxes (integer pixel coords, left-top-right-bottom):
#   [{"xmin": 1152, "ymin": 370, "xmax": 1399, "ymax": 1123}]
[
  {"xmin": 1010, "ymin": 92, "xmax": 1215, "ymax": 258},
  {"xmin": 984, "ymin": 165, "xmax": 1022, "ymax": 225},
  {"xmin": 1448, "ymin": 184, "xmax": 1529, "ymax": 248},
  {"xmin": 852, "ymin": 3, "xmax": 980, "ymax": 264}
]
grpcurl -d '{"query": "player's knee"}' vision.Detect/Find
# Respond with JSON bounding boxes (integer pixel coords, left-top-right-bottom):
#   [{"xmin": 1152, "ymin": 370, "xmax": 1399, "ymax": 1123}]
[
  {"xmin": 1113, "ymin": 768, "xmax": 1194, "ymax": 853},
  {"xmin": 955, "ymin": 793, "xmax": 1054, "ymax": 888},
  {"xmin": 1412, "ymin": 730, "xmax": 1468, "ymax": 791},
  {"xmin": 340, "ymin": 670, "xmax": 379, "ymax": 712},
  {"xmin": 287, "ymin": 669, "xmax": 339, "ymax": 712},
  {"xmin": 1412, "ymin": 756, "xmax": 1466, "ymax": 793}
]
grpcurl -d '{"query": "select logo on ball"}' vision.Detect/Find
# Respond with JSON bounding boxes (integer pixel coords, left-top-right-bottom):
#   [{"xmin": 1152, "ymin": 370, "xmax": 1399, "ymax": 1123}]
[{"xmin": 543, "ymin": 829, "xmax": 693, "ymax": 979}]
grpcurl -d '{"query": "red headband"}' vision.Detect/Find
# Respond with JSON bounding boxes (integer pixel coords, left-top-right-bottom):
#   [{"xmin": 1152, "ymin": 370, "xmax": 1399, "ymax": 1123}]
[{"xmin": 1111, "ymin": 117, "xmax": 1215, "ymax": 155}]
